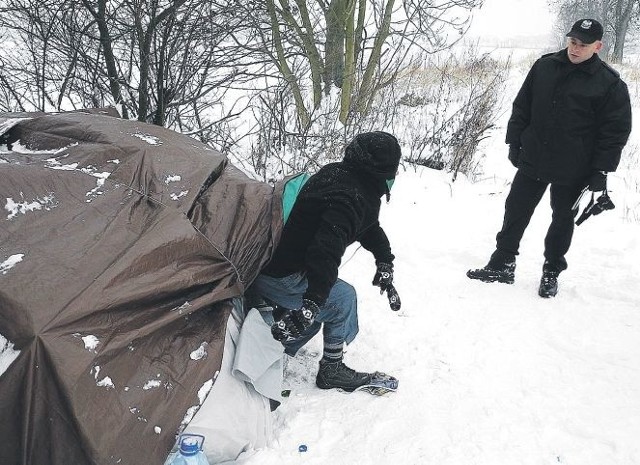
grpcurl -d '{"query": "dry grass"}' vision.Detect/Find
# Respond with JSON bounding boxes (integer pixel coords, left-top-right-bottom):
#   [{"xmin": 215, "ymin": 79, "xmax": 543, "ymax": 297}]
[{"xmin": 389, "ymin": 48, "xmax": 510, "ymax": 181}]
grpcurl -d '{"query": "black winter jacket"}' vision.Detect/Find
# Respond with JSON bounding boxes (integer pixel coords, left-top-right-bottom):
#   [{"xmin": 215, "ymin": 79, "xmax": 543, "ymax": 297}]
[
  {"xmin": 506, "ymin": 49, "xmax": 632, "ymax": 185},
  {"xmin": 262, "ymin": 162, "xmax": 395, "ymax": 306}
]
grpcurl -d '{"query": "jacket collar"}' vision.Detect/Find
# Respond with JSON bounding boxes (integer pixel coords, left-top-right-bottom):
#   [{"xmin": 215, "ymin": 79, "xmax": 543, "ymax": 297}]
[{"xmin": 551, "ymin": 48, "xmax": 601, "ymax": 75}]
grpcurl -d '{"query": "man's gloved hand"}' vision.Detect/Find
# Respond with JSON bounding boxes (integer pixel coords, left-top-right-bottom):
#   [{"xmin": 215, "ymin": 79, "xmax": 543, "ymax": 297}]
[
  {"xmin": 508, "ymin": 145, "xmax": 520, "ymax": 168},
  {"xmin": 385, "ymin": 284, "xmax": 402, "ymax": 311},
  {"xmin": 372, "ymin": 262, "xmax": 394, "ymax": 294},
  {"xmin": 588, "ymin": 171, "xmax": 607, "ymax": 192},
  {"xmin": 271, "ymin": 299, "xmax": 320, "ymax": 342}
]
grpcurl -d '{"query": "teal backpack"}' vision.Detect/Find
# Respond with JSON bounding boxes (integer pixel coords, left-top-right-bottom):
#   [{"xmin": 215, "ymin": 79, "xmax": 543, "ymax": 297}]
[{"xmin": 281, "ymin": 172, "xmax": 310, "ymax": 224}]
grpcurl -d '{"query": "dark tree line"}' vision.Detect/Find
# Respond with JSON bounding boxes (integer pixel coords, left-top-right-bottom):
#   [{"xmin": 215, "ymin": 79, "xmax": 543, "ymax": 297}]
[
  {"xmin": 0, "ymin": 0, "xmax": 256, "ymax": 148},
  {"xmin": 2, "ymin": 0, "xmax": 509, "ymax": 182},
  {"xmin": 0, "ymin": 0, "xmax": 483, "ymax": 129}
]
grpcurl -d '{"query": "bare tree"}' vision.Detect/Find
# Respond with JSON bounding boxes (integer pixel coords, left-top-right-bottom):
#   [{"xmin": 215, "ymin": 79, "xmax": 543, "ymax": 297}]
[
  {"xmin": 1, "ymin": 0, "xmax": 498, "ymax": 181},
  {"xmin": 611, "ymin": 0, "xmax": 639, "ymax": 61},
  {"xmin": 0, "ymin": 0, "xmax": 253, "ymax": 137},
  {"xmin": 221, "ymin": 0, "xmax": 483, "ymax": 128}
]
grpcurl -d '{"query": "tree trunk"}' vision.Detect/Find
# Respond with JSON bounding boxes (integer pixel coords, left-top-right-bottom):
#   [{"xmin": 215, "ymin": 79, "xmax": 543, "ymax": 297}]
[
  {"xmin": 324, "ymin": 0, "xmax": 347, "ymax": 90},
  {"xmin": 136, "ymin": 16, "xmax": 151, "ymax": 122},
  {"xmin": 339, "ymin": 0, "xmax": 356, "ymax": 123},
  {"xmin": 611, "ymin": 0, "xmax": 635, "ymax": 62},
  {"xmin": 266, "ymin": 0, "xmax": 310, "ymax": 127},
  {"xmin": 290, "ymin": 0, "xmax": 324, "ymax": 108},
  {"xmin": 83, "ymin": 0, "xmax": 128, "ymax": 118},
  {"xmin": 354, "ymin": 0, "xmax": 395, "ymax": 114}
]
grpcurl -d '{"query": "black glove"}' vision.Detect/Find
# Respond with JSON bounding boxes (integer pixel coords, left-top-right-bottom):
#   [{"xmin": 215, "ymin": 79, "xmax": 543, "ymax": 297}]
[
  {"xmin": 271, "ymin": 299, "xmax": 320, "ymax": 342},
  {"xmin": 372, "ymin": 262, "xmax": 394, "ymax": 294},
  {"xmin": 587, "ymin": 171, "xmax": 607, "ymax": 192},
  {"xmin": 508, "ymin": 145, "xmax": 520, "ymax": 168},
  {"xmin": 385, "ymin": 284, "xmax": 401, "ymax": 311}
]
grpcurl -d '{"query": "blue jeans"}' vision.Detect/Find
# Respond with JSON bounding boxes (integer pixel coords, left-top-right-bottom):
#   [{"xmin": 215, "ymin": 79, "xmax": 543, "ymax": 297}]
[{"xmin": 249, "ymin": 272, "xmax": 359, "ymax": 356}]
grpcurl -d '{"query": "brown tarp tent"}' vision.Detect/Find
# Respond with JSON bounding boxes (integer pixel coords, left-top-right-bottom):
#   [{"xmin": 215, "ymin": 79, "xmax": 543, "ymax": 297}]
[{"xmin": 0, "ymin": 109, "xmax": 283, "ymax": 465}]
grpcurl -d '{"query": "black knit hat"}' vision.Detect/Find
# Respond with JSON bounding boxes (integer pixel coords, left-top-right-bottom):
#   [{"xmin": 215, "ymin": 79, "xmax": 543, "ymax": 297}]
[
  {"xmin": 343, "ymin": 131, "xmax": 401, "ymax": 180},
  {"xmin": 566, "ymin": 19, "xmax": 603, "ymax": 44}
]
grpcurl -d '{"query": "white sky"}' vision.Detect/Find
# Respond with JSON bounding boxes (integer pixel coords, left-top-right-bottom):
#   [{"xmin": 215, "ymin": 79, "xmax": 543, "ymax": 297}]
[{"xmin": 467, "ymin": 0, "xmax": 555, "ymax": 40}]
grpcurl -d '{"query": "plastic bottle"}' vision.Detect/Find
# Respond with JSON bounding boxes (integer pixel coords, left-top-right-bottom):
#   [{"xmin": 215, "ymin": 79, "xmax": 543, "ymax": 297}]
[{"xmin": 164, "ymin": 434, "xmax": 210, "ymax": 465}]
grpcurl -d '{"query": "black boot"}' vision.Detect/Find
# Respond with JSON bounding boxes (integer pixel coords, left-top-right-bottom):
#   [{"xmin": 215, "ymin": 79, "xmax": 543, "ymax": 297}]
[
  {"xmin": 467, "ymin": 261, "xmax": 516, "ymax": 284},
  {"xmin": 316, "ymin": 359, "xmax": 373, "ymax": 392},
  {"xmin": 538, "ymin": 269, "xmax": 559, "ymax": 298}
]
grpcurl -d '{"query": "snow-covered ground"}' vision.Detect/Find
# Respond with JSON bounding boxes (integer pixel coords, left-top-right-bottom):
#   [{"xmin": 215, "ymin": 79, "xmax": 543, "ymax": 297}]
[{"xmin": 228, "ymin": 159, "xmax": 640, "ymax": 465}]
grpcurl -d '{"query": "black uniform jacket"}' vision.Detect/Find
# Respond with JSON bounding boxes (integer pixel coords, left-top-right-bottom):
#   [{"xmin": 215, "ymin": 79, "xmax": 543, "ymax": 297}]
[
  {"xmin": 506, "ymin": 49, "xmax": 632, "ymax": 185},
  {"xmin": 262, "ymin": 162, "xmax": 394, "ymax": 306}
]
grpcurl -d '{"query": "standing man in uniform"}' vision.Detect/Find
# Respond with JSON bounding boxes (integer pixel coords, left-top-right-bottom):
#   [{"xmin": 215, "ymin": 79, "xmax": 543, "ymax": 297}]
[{"xmin": 467, "ymin": 18, "xmax": 632, "ymax": 297}]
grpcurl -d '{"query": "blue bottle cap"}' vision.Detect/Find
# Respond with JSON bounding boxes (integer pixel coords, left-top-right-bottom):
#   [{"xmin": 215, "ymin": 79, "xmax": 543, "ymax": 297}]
[
  {"xmin": 180, "ymin": 436, "xmax": 200, "ymax": 456},
  {"xmin": 298, "ymin": 444, "xmax": 307, "ymax": 453}
]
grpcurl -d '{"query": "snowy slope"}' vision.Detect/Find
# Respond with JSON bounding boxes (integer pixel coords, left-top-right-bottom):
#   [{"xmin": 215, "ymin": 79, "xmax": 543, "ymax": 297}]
[{"xmin": 234, "ymin": 164, "xmax": 640, "ymax": 465}]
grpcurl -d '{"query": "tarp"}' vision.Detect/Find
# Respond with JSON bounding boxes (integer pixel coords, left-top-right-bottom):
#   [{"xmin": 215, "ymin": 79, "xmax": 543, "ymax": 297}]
[
  {"xmin": 0, "ymin": 109, "xmax": 284, "ymax": 465},
  {"xmin": 182, "ymin": 303, "xmax": 282, "ymax": 463}
]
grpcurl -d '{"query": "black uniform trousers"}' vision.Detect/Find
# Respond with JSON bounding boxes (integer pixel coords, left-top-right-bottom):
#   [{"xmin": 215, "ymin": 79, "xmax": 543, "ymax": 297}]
[{"xmin": 489, "ymin": 170, "xmax": 584, "ymax": 272}]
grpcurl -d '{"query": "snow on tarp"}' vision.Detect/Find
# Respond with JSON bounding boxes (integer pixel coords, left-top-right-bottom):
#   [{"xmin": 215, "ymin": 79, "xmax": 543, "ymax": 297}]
[
  {"xmin": 0, "ymin": 109, "xmax": 285, "ymax": 465},
  {"xmin": 0, "ymin": 334, "xmax": 20, "ymax": 375}
]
